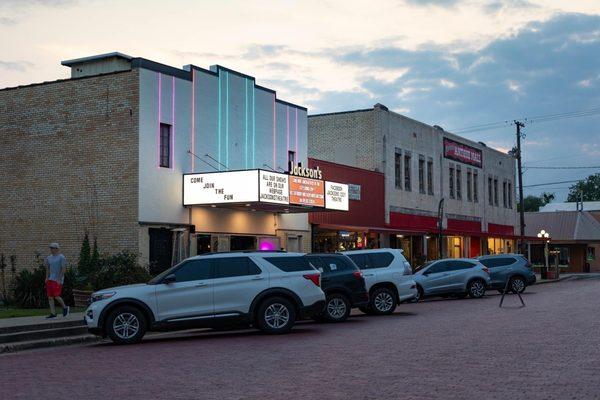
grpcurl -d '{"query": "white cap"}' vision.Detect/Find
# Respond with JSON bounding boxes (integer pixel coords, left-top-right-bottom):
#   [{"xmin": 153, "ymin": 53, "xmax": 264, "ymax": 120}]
[{"xmin": 49, "ymin": 243, "xmax": 60, "ymax": 249}]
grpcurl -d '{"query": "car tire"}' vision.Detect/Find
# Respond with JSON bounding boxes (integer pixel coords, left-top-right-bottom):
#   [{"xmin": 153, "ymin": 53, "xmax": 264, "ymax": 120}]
[
  {"xmin": 256, "ymin": 297, "xmax": 296, "ymax": 334},
  {"xmin": 415, "ymin": 286, "xmax": 425, "ymax": 302},
  {"xmin": 323, "ymin": 294, "xmax": 351, "ymax": 323},
  {"xmin": 467, "ymin": 279, "xmax": 486, "ymax": 299},
  {"xmin": 510, "ymin": 276, "xmax": 526, "ymax": 294},
  {"xmin": 369, "ymin": 287, "xmax": 397, "ymax": 315},
  {"xmin": 106, "ymin": 306, "xmax": 146, "ymax": 345}
]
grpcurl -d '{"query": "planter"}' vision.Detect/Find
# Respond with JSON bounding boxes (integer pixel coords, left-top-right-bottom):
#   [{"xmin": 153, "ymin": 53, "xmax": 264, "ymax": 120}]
[
  {"xmin": 544, "ymin": 270, "xmax": 556, "ymax": 280},
  {"xmin": 72, "ymin": 289, "xmax": 93, "ymax": 307}
]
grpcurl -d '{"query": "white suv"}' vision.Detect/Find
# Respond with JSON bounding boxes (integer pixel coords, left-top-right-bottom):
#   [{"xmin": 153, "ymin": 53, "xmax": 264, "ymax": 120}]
[
  {"xmin": 85, "ymin": 252, "xmax": 325, "ymax": 344},
  {"xmin": 340, "ymin": 249, "xmax": 417, "ymax": 315}
]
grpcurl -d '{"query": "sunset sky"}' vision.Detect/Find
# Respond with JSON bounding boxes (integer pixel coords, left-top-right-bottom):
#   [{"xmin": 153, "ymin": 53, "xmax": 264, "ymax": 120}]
[{"xmin": 2, "ymin": 0, "xmax": 599, "ymax": 200}]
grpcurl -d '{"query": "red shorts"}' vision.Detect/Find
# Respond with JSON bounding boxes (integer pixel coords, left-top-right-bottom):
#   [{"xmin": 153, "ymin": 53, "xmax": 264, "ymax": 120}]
[{"xmin": 46, "ymin": 280, "xmax": 62, "ymax": 297}]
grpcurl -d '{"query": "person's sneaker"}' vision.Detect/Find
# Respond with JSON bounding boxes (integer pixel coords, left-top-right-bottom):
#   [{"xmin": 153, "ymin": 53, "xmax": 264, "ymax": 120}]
[
  {"xmin": 46, "ymin": 314, "xmax": 57, "ymax": 319},
  {"xmin": 63, "ymin": 306, "xmax": 70, "ymax": 317}
]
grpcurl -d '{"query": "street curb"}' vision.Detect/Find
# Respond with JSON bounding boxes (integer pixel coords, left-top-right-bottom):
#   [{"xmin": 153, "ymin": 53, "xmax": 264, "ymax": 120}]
[
  {"xmin": 0, "ymin": 334, "xmax": 102, "ymax": 354},
  {"xmin": 535, "ymin": 276, "xmax": 569, "ymax": 285}
]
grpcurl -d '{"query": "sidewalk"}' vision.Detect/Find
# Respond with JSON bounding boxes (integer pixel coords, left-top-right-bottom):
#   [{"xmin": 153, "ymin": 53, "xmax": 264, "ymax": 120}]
[
  {"xmin": 0, "ymin": 312, "xmax": 85, "ymax": 330},
  {"xmin": 535, "ymin": 272, "xmax": 600, "ymax": 285}
]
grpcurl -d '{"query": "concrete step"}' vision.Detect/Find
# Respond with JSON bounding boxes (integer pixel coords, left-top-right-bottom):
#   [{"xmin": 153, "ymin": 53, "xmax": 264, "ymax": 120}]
[
  {"xmin": 0, "ymin": 318, "xmax": 85, "ymax": 335},
  {"xmin": 0, "ymin": 324, "xmax": 90, "ymax": 344},
  {"xmin": 0, "ymin": 334, "xmax": 102, "ymax": 354}
]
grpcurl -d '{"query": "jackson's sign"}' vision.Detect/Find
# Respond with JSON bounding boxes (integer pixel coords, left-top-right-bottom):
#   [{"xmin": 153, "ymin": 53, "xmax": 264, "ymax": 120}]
[
  {"xmin": 287, "ymin": 162, "xmax": 323, "ymax": 180},
  {"xmin": 443, "ymin": 138, "xmax": 482, "ymax": 168}
]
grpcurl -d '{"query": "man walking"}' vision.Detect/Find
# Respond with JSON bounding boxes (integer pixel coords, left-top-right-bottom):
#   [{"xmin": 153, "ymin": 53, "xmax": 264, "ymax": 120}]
[{"xmin": 45, "ymin": 243, "xmax": 69, "ymax": 318}]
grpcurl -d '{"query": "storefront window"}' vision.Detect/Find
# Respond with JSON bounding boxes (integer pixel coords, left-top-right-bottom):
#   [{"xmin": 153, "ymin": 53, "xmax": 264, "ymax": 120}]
[
  {"xmin": 486, "ymin": 238, "xmax": 514, "ymax": 255},
  {"xmin": 446, "ymin": 236, "xmax": 463, "ymax": 258}
]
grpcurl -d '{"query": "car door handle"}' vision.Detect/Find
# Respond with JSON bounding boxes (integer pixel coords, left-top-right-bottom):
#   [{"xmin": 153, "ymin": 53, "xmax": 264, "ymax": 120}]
[
  {"xmin": 195, "ymin": 282, "xmax": 208, "ymax": 287},
  {"xmin": 363, "ymin": 273, "xmax": 375, "ymax": 277},
  {"xmin": 252, "ymin": 276, "xmax": 264, "ymax": 280}
]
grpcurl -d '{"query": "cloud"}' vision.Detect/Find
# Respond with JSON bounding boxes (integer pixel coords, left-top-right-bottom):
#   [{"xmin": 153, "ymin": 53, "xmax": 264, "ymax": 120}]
[
  {"xmin": 0, "ymin": 60, "xmax": 34, "ymax": 71},
  {"xmin": 0, "ymin": 0, "xmax": 76, "ymax": 6},
  {"xmin": 0, "ymin": 16, "xmax": 17, "ymax": 25},
  {"xmin": 404, "ymin": 0, "xmax": 459, "ymax": 6}
]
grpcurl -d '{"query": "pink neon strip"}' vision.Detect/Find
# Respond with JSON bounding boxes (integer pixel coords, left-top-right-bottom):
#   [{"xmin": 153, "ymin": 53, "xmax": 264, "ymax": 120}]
[
  {"xmin": 191, "ymin": 69, "xmax": 195, "ymax": 171},
  {"xmin": 286, "ymin": 105, "xmax": 290, "ymax": 157},
  {"xmin": 171, "ymin": 76, "xmax": 175, "ymax": 171},
  {"xmin": 273, "ymin": 95, "xmax": 276, "ymax": 170},
  {"xmin": 295, "ymin": 108, "xmax": 298, "ymax": 153},
  {"xmin": 157, "ymin": 73, "xmax": 161, "ymax": 169}
]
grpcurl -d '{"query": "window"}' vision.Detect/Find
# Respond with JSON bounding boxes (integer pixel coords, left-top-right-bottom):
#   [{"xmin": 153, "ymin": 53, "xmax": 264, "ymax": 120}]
[
  {"xmin": 488, "ymin": 177, "xmax": 493, "ymax": 206},
  {"xmin": 404, "ymin": 152, "xmax": 412, "ymax": 191},
  {"xmin": 214, "ymin": 257, "xmax": 261, "ymax": 278},
  {"xmin": 473, "ymin": 171, "xmax": 479, "ymax": 203},
  {"xmin": 427, "ymin": 158, "xmax": 434, "ymax": 195},
  {"xmin": 494, "ymin": 178, "xmax": 499, "ymax": 206},
  {"xmin": 347, "ymin": 254, "xmax": 370, "ymax": 270},
  {"xmin": 368, "ymin": 252, "xmax": 394, "ymax": 269},
  {"xmin": 159, "ymin": 123, "xmax": 171, "ymax": 168},
  {"xmin": 306, "ymin": 256, "xmax": 327, "ymax": 272},
  {"xmin": 503, "ymin": 181, "xmax": 507, "ymax": 208},
  {"xmin": 173, "ymin": 259, "xmax": 212, "ymax": 282},
  {"xmin": 322, "ymin": 256, "xmax": 354, "ymax": 271},
  {"xmin": 395, "ymin": 148, "xmax": 402, "ymax": 189},
  {"xmin": 479, "ymin": 257, "xmax": 516, "ymax": 268},
  {"xmin": 456, "ymin": 165, "xmax": 462, "ymax": 200},
  {"xmin": 265, "ymin": 256, "xmax": 313, "ymax": 272},
  {"xmin": 467, "ymin": 169, "xmax": 472, "ymax": 201},
  {"xmin": 288, "ymin": 150, "xmax": 296, "ymax": 165},
  {"xmin": 508, "ymin": 182, "xmax": 513, "ymax": 209},
  {"xmin": 587, "ymin": 247, "xmax": 596, "ymax": 261},
  {"xmin": 418, "ymin": 156, "xmax": 425, "ymax": 194},
  {"xmin": 446, "ymin": 260, "xmax": 476, "ymax": 271},
  {"xmin": 427, "ymin": 261, "xmax": 448, "ymax": 274},
  {"xmin": 449, "ymin": 166, "xmax": 455, "ymax": 199}
]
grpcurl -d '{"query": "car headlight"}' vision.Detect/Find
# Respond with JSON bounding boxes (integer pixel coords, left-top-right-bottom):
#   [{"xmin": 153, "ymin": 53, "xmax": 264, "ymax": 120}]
[
  {"xmin": 403, "ymin": 261, "xmax": 412, "ymax": 275},
  {"xmin": 90, "ymin": 291, "xmax": 116, "ymax": 303}
]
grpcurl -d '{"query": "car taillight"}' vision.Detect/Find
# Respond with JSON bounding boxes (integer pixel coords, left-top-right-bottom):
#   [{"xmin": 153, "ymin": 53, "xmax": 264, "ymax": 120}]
[
  {"xmin": 482, "ymin": 266, "xmax": 490, "ymax": 275},
  {"xmin": 303, "ymin": 273, "xmax": 321, "ymax": 287},
  {"xmin": 353, "ymin": 271, "xmax": 364, "ymax": 281}
]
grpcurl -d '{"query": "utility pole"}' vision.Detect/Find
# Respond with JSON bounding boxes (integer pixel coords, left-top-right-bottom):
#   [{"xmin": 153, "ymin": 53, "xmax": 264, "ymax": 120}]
[{"xmin": 515, "ymin": 120, "xmax": 526, "ymax": 255}]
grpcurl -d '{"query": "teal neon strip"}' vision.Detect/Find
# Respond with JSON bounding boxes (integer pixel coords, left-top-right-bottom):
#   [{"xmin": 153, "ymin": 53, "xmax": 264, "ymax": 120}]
[
  {"xmin": 245, "ymin": 79, "xmax": 248, "ymax": 169},
  {"xmin": 252, "ymin": 80, "xmax": 256, "ymax": 168},
  {"xmin": 217, "ymin": 71, "xmax": 221, "ymax": 170},
  {"xmin": 225, "ymin": 71, "xmax": 229, "ymax": 169}
]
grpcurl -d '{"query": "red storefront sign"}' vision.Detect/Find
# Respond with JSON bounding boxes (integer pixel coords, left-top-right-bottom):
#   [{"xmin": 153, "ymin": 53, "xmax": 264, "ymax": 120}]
[
  {"xmin": 289, "ymin": 176, "xmax": 325, "ymax": 207},
  {"xmin": 488, "ymin": 223, "xmax": 514, "ymax": 236},
  {"xmin": 443, "ymin": 138, "xmax": 482, "ymax": 168}
]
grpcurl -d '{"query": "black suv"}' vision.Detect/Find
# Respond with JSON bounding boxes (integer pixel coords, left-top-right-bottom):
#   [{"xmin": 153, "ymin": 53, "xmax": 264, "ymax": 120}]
[{"xmin": 305, "ymin": 253, "xmax": 369, "ymax": 322}]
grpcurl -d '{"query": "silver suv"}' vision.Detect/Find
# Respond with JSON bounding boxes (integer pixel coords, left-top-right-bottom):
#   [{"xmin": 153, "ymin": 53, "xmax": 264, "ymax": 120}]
[
  {"xmin": 413, "ymin": 258, "xmax": 491, "ymax": 300},
  {"xmin": 340, "ymin": 249, "xmax": 417, "ymax": 315}
]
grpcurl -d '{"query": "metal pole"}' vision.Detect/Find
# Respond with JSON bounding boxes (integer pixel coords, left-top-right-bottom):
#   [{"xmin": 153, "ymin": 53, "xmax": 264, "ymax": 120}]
[
  {"xmin": 515, "ymin": 120, "xmax": 526, "ymax": 255},
  {"xmin": 437, "ymin": 198, "xmax": 444, "ymax": 259}
]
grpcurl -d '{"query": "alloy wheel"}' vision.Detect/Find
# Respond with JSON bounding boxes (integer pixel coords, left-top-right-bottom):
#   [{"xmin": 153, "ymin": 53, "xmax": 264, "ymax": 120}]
[
  {"xmin": 374, "ymin": 292, "xmax": 394, "ymax": 312},
  {"xmin": 327, "ymin": 298, "xmax": 347, "ymax": 319},
  {"xmin": 112, "ymin": 312, "xmax": 140, "ymax": 340},
  {"xmin": 264, "ymin": 303, "xmax": 290, "ymax": 329},
  {"xmin": 511, "ymin": 278, "xmax": 525, "ymax": 293},
  {"xmin": 470, "ymin": 281, "xmax": 485, "ymax": 298}
]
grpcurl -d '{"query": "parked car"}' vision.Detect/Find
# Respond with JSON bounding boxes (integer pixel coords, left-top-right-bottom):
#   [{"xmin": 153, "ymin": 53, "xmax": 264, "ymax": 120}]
[
  {"xmin": 476, "ymin": 254, "xmax": 536, "ymax": 294},
  {"xmin": 413, "ymin": 258, "xmax": 491, "ymax": 300},
  {"xmin": 340, "ymin": 249, "xmax": 417, "ymax": 315},
  {"xmin": 304, "ymin": 253, "xmax": 369, "ymax": 322},
  {"xmin": 85, "ymin": 252, "xmax": 325, "ymax": 344}
]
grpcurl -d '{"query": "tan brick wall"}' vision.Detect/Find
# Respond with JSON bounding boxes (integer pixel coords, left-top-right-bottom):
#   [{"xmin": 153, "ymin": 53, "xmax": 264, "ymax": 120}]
[{"xmin": 0, "ymin": 71, "xmax": 140, "ymax": 290}]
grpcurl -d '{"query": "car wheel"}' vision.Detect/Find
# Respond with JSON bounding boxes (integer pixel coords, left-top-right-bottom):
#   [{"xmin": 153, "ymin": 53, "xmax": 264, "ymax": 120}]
[
  {"xmin": 324, "ymin": 294, "xmax": 351, "ymax": 323},
  {"xmin": 467, "ymin": 279, "xmax": 486, "ymax": 299},
  {"xmin": 256, "ymin": 297, "xmax": 296, "ymax": 334},
  {"xmin": 510, "ymin": 277, "xmax": 526, "ymax": 294},
  {"xmin": 415, "ymin": 286, "xmax": 424, "ymax": 302},
  {"xmin": 106, "ymin": 306, "xmax": 146, "ymax": 345},
  {"xmin": 370, "ymin": 287, "xmax": 397, "ymax": 315}
]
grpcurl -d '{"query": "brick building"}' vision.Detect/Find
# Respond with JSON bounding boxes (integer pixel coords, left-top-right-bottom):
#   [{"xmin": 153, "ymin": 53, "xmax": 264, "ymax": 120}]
[
  {"xmin": 0, "ymin": 52, "xmax": 321, "ymax": 284},
  {"xmin": 308, "ymin": 104, "xmax": 518, "ymax": 266}
]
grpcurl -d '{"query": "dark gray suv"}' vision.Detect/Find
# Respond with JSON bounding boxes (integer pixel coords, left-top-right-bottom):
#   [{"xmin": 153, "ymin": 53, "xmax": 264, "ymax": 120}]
[{"xmin": 476, "ymin": 254, "xmax": 536, "ymax": 294}]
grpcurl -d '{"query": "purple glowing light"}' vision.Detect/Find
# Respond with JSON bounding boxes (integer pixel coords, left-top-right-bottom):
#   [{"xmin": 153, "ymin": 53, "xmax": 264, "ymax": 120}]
[{"xmin": 259, "ymin": 240, "xmax": 276, "ymax": 251}]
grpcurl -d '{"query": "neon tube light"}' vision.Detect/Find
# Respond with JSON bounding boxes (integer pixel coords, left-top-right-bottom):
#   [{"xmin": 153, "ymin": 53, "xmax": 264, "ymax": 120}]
[
  {"xmin": 217, "ymin": 71, "xmax": 221, "ymax": 170},
  {"xmin": 157, "ymin": 73, "xmax": 161, "ymax": 169},
  {"xmin": 225, "ymin": 71, "xmax": 229, "ymax": 169},
  {"xmin": 191, "ymin": 69, "xmax": 195, "ymax": 172},
  {"xmin": 273, "ymin": 95, "xmax": 276, "ymax": 171},
  {"xmin": 171, "ymin": 76, "xmax": 175, "ymax": 171}
]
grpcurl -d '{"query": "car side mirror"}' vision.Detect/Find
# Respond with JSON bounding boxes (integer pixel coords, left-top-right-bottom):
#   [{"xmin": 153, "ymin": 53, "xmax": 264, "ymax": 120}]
[{"xmin": 163, "ymin": 274, "xmax": 176, "ymax": 284}]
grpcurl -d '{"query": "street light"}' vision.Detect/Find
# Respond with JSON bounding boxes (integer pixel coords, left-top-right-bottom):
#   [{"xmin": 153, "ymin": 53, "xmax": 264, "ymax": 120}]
[{"xmin": 537, "ymin": 229, "xmax": 550, "ymax": 271}]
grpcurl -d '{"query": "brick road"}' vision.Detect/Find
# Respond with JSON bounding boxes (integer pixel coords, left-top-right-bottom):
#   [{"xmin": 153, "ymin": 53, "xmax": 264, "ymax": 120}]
[{"xmin": 2, "ymin": 280, "xmax": 600, "ymax": 400}]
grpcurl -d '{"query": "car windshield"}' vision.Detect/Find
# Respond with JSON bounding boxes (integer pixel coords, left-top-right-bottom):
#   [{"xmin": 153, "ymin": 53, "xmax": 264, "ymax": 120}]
[{"xmin": 414, "ymin": 261, "xmax": 433, "ymax": 272}]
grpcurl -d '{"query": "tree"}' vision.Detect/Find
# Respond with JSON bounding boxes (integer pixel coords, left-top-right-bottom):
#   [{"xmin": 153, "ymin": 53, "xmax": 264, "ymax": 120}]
[
  {"xmin": 91, "ymin": 236, "xmax": 100, "ymax": 269},
  {"xmin": 78, "ymin": 232, "xmax": 91, "ymax": 276},
  {"xmin": 518, "ymin": 192, "xmax": 555, "ymax": 212},
  {"xmin": 567, "ymin": 173, "xmax": 600, "ymax": 202}
]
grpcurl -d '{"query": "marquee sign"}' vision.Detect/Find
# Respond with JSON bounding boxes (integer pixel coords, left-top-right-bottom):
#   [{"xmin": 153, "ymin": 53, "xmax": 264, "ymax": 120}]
[
  {"xmin": 325, "ymin": 181, "xmax": 349, "ymax": 211},
  {"xmin": 289, "ymin": 176, "xmax": 325, "ymax": 207},
  {"xmin": 259, "ymin": 170, "xmax": 289, "ymax": 204},
  {"xmin": 443, "ymin": 138, "xmax": 482, "ymax": 168},
  {"xmin": 183, "ymin": 170, "xmax": 259, "ymax": 205}
]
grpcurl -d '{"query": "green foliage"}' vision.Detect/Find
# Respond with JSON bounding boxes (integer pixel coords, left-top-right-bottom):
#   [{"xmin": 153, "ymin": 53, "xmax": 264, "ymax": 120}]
[
  {"xmin": 12, "ymin": 255, "xmax": 75, "ymax": 309},
  {"xmin": 518, "ymin": 192, "xmax": 555, "ymax": 212},
  {"xmin": 78, "ymin": 232, "xmax": 91, "ymax": 276},
  {"xmin": 567, "ymin": 173, "xmax": 600, "ymax": 202},
  {"xmin": 91, "ymin": 237, "xmax": 100, "ymax": 269},
  {"xmin": 90, "ymin": 251, "xmax": 151, "ymax": 290}
]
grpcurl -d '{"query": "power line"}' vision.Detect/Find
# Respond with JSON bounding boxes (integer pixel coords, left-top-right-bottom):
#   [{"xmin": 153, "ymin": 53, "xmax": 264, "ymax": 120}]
[
  {"xmin": 521, "ymin": 179, "xmax": 582, "ymax": 188},
  {"xmin": 524, "ymin": 166, "xmax": 600, "ymax": 170}
]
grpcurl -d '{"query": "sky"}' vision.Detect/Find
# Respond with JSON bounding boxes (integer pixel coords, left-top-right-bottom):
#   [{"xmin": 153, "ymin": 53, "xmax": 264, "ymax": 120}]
[{"xmin": 1, "ymin": 0, "xmax": 599, "ymax": 201}]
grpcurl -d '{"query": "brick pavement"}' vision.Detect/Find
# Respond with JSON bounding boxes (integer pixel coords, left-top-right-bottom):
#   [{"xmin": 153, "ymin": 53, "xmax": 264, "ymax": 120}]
[{"xmin": 1, "ymin": 280, "xmax": 599, "ymax": 400}]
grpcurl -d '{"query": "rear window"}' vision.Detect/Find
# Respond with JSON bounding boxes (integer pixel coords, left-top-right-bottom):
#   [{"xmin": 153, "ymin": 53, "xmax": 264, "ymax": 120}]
[
  {"xmin": 347, "ymin": 254, "xmax": 369, "ymax": 270},
  {"xmin": 447, "ymin": 260, "xmax": 477, "ymax": 271},
  {"xmin": 214, "ymin": 257, "xmax": 262, "ymax": 278},
  {"xmin": 480, "ymin": 257, "xmax": 516, "ymax": 268},
  {"xmin": 368, "ymin": 252, "xmax": 394, "ymax": 269},
  {"xmin": 321, "ymin": 256, "xmax": 355, "ymax": 272},
  {"xmin": 265, "ymin": 256, "xmax": 314, "ymax": 272}
]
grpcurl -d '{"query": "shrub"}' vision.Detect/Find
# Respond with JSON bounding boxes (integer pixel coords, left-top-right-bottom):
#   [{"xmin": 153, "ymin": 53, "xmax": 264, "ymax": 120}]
[
  {"xmin": 90, "ymin": 251, "xmax": 151, "ymax": 290},
  {"xmin": 12, "ymin": 256, "xmax": 75, "ymax": 308}
]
